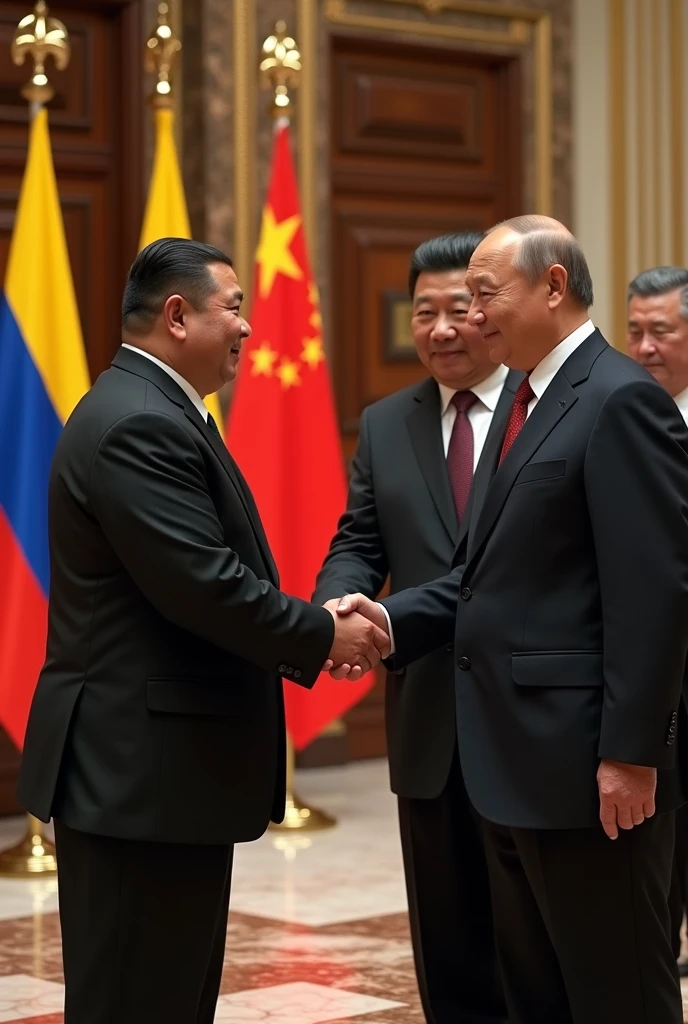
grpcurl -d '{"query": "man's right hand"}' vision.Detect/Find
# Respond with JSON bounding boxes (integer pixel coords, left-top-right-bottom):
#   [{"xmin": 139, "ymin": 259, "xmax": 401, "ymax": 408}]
[{"xmin": 323, "ymin": 598, "xmax": 390, "ymax": 680}]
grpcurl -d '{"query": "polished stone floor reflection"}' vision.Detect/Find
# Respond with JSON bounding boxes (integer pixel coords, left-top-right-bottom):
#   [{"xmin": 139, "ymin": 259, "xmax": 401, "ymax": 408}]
[{"xmin": 0, "ymin": 759, "xmax": 684, "ymax": 1022}]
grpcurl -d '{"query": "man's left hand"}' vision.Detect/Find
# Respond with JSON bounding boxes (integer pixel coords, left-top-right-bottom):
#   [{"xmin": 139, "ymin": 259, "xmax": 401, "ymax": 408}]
[{"xmin": 597, "ymin": 759, "xmax": 656, "ymax": 840}]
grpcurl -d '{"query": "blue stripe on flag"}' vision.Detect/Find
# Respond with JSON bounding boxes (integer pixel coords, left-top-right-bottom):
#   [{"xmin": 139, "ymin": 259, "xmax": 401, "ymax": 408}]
[{"xmin": 0, "ymin": 294, "xmax": 63, "ymax": 596}]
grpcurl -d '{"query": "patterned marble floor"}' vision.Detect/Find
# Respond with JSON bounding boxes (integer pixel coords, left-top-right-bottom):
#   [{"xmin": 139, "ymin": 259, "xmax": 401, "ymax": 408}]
[{"xmin": 0, "ymin": 758, "xmax": 685, "ymax": 1023}]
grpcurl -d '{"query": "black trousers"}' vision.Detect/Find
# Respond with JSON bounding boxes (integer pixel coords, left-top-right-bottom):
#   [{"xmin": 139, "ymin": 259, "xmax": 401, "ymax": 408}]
[
  {"xmin": 398, "ymin": 752, "xmax": 507, "ymax": 1024},
  {"xmin": 54, "ymin": 820, "xmax": 234, "ymax": 1024},
  {"xmin": 669, "ymin": 804, "xmax": 688, "ymax": 957},
  {"xmin": 482, "ymin": 812, "xmax": 682, "ymax": 1024}
]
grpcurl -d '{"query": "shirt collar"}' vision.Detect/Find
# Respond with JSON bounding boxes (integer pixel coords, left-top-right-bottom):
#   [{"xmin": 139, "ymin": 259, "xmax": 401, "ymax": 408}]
[
  {"xmin": 438, "ymin": 363, "xmax": 509, "ymax": 416},
  {"xmin": 121, "ymin": 344, "xmax": 209, "ymax": 423},
  {"xmin": 528, "ymin": 319, "xmax": 596, "ymax": 401},
  {"xmin": 674, "ymin": 385, "xmax": 688, "ymax": 425}
]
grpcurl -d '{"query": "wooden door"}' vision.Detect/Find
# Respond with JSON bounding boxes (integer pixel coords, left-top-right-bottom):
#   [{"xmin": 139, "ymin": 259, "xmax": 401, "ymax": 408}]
[
  {"xmin": 330, "ymin": 33, "xmax": 523, "ymax": 760},
  {"xmin": 0, "ymin": 0, "xmax": 144, "ymax": 813}
]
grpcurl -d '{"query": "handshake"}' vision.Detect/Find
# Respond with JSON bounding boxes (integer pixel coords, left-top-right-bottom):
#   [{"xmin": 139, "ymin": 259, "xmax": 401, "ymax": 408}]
[{"xmin": 321, "ymin": 595, "xmax": 391, "ymax": 680}]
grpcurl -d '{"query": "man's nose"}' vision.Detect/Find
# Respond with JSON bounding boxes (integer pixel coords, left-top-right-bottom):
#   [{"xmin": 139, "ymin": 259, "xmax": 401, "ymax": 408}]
[
  {"xmin": 637, "ymin": 334, "xmax": 656, "ymax": 356},
  {"xmin": 241, "ymin": 317, "xmax": 252, "ymax": 339},
  {"xmin": 468, "ymin": 304, "xmax": 485, "ymax": 326},
  {"xmin": 430, "ymin": 314, "xmax": 456, "ymax": 340}
]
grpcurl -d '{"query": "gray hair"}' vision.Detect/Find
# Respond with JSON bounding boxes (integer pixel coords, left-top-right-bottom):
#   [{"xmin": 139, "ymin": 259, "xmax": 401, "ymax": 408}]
[
  {"xmin": 489, "ymin": 214, "xmax": 594, "ymax": 310},
  {"xmin": 628, "ymin": 266, "xmax": 688, "ymax": 321}
]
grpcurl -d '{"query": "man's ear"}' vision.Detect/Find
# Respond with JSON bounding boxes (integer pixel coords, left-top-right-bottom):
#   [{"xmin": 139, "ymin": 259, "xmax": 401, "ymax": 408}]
[
  {"xmin": 164, "ymin": 294, "xmax": 187, "ymax": 339},
  {"xmin": 547, "ymin": 265, "xmax": 567, "ymax": 309}
]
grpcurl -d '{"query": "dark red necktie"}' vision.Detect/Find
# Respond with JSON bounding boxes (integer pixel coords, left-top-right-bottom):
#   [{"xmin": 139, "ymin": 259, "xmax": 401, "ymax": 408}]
[
  {"xmin": 447, "ymin": 390, "xmax": 478, "ymax": 523},
  {"xmin": 499, "ymin": 376, "xmax": 536, "ymax": 465}
]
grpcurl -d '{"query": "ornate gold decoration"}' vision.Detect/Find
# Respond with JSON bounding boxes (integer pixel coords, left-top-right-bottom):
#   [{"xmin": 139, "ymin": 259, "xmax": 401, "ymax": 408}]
[
  {"xmin": 145, "ymin": 1, "xmax": 182, "ymax": 106},
  {"xmin": 0, "ymin": 816, "xmax": 57, "ymax": 877},
  {"xmin": 233, "ymin": 0, "xmax": 256, "ymax": 306},
  {"xmin": 11, "ymin": 1, "xmax": 70, "ymax": 106},
  {"xmin": 259, "ymin": 21, "xmax": 302, "ymax": 118}
]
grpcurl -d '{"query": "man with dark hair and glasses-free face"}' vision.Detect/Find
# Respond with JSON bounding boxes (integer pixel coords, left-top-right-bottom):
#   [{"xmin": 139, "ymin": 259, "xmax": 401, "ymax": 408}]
[
  {"xmin": 334, "ymin": 217, "xmax": 688, "ymax": 1024},
  {"xmin": 315, "ymin": 232, "xmax": 522, "ymax": 1024},
  {"xmin": 17, "ymin": 238, "xmax": 389, "ymax": 1024}
]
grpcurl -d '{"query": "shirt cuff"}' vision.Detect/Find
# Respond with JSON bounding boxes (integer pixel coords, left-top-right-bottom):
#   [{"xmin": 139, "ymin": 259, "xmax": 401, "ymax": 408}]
[{"xmin": 377, "ymin": 602, "xmax": 395, "ymax": 656}]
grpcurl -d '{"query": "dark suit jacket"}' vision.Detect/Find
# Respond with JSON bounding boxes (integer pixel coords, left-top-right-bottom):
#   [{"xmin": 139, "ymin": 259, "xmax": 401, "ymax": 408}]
[
  {"xmin": 17, "ymin": 347, "xmax": 334, "ymax": 845},
  {"xmin": 382, "ymin": 331, "xmax": 688, "ymax": 828},
  {"xmin": 313, "ymin": 370, "xmax": 522, "ymax": 798}
]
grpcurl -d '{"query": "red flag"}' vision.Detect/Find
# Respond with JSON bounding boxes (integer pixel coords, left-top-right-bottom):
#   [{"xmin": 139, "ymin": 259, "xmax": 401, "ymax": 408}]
[{"xmin": 226, "ymin": 123, "xmax": 375, "ymax": 750}]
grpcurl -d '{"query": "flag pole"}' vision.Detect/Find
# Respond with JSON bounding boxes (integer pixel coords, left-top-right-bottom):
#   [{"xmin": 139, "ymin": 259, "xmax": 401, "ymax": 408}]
[
  {"xmin": 257, "ymin": 23, "xmax": 337, "ymax": 834},
  {"xmin": 0, "ymin": 1, "xmax": 70, "ymax": 877}
]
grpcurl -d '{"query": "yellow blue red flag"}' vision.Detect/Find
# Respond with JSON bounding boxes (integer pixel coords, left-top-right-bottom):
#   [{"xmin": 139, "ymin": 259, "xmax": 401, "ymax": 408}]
[{"xmin": 0, "ymin": 107, "xmax": 89, "ymax": 747}]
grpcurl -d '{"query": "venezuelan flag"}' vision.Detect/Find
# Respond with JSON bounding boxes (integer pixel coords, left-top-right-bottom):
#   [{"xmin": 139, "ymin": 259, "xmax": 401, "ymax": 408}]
[
  {"xmin": 140, "ymin": 105, "xmax": 223, "ymax": 428},
  {"xmin": 0, "ymin": 108, "xmax": 89, "ymax": 748}
]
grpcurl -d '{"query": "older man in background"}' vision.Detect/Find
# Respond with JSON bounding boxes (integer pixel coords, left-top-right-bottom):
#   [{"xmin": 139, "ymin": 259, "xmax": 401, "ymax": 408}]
[{"xmin": 627, "ymin": 265, "xmax": 688, "ymax": 972}]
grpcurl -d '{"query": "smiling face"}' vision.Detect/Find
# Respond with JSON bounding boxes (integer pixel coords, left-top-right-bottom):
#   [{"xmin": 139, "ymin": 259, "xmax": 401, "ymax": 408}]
[
  {"xmin": 166, "ymin": 262, "xmax": 252, "ymax": 396},
  {"xmin": 411, "ymin": 268, "xmax": 498, "ymax": 389},
  {"xmin": 627, "ymin": 289, "xmax": 688, "ymax": 397},
  {"xmin": 465, "ymin": 227, "xmax": 570, "ymax": 371}
]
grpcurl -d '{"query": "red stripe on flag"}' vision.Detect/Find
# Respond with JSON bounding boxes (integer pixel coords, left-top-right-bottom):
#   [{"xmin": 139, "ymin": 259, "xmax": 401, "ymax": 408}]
[{"xmin": 0, "ymin": 508, "xmax": 48, "ymax": 749}]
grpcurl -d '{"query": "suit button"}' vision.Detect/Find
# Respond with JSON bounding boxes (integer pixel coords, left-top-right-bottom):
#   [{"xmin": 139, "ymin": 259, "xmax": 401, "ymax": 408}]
[
  {"xmin": 461, "ymin": 587, "xmax": 472, "ymax": 601},
  {"xmin": 457, "ymin": 656, "xmax": 471, "ymax": 671},
  {"xmin": 445, "ymin": 645, "xmax": 453, "ymax": 653},
  {"xmin": 294, "ymin": 670, "xmax": 302, "ymax": 679},
  {"xmin": 278, "ymin": 664, "xmax": 287, "ymax": 673}
]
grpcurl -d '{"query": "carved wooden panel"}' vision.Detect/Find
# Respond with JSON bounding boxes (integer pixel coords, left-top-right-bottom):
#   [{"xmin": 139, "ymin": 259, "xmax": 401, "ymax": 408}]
[
  {"xmin": 0, "ymin": 0, "xmax": 144, "ymax": 812},
  {"xmin": 331, "ymin": 33, "xmax": 524, "ymax": 761}
]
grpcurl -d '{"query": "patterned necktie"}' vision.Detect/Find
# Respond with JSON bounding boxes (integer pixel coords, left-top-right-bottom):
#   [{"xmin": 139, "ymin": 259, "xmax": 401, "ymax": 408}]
[
  {"xmin": 447, "ymin": 390, "xmax": 478, "ymax": 523},
  {"xmin": 206, "ymin": 412, "xmax": 220, "ymax": 436},
  {"xmin": 499, "ymin": 376, "xmax": 536, "ymax": 465}
]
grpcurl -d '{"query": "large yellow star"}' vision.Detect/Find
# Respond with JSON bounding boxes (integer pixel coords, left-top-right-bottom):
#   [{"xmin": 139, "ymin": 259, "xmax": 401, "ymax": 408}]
[
  {"xmin": 301, "ymin": 337, "xmax": 325, "ymax": 370},
  {"xmin": 256, "ymin": 207, "xmax": 303, "ymax": 298},
  {"xmin": 276, "ymin": 358, "xmax": 301, "ymax": 389},
  {"xmin": 249, "ymin": 342, "xmax": 279, "ymax": 376}
]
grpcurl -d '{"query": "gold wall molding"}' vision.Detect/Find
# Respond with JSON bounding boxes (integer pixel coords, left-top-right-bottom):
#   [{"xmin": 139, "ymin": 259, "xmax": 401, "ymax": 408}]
[
  {"xmin": 609, "ymin": 0, "xmax": 628, "ymax": 350},
  {"xmin": 298, "ymin": 0, "xmax": 554, "ymax": 272},
  {"xmin": 233, "ymin": 0, "xmax": 257, "ymax": 308},
  {"xmin": 669, "ymin": 0, "xmax": 685, "ymax": 265}
]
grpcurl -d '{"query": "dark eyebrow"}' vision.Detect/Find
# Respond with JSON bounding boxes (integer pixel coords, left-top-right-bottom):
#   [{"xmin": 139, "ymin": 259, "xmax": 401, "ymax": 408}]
[
  {"xmin": 451, "ymin": 291, "xmax": 472, "ymax": 304},
  {"xmin": 227, "ymin": 290, "xmax": 243, "ymax": 304}
]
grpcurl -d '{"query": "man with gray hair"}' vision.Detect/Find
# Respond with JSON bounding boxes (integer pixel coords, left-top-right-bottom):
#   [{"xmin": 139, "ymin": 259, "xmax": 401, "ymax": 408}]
[
  {"xmin": 333, "ymin": 216, "xmax": 688, "ymax": 1023},
  {"xmin": 627, "ymin": 265, "xmax": 688, "ymax": 969}
]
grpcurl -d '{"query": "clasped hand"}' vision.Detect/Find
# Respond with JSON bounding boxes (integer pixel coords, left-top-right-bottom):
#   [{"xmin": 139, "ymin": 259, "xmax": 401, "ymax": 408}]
[{"xmin": 321, "ymin": 594, "xmax": 390, "ymax": 681}]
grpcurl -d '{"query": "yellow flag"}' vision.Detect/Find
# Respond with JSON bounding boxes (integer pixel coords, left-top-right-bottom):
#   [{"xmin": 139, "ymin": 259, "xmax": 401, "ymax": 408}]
[
  {"xmin": 5, "ymin": 107, "xmax": 89, "ymax": 425},
  {"xmin": 139, "ymin": 107, "xmax": 223, "ymax": 427}
]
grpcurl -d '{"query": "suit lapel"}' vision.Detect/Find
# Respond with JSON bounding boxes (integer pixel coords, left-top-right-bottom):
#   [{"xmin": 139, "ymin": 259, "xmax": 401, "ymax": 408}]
[
  {"xmin": 406, "ymin": 379, "xmax": 458, "ymax": 545},
  {"xmin": 112, "ymin": 347, "xmax": 279, "ymax": 584},
  {"xmin": 466, "ymin": 331, "xmax": 608, "ymax": 568},
  {"xmin": 187, "ymin": 409, "xmax": 279, "ymax": 584}
]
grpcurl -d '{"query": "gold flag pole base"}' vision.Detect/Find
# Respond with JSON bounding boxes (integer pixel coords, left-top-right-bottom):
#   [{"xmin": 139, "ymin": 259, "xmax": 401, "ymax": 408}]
[
  {"xmin": 269, "ymin": 791, "xmax": 336, "ymax": 832},
  {"xmin": 0, "ymin": 815, "xmax": 57, "ymax": 877},
  {"xmin": 269, "ymin": 737, "xmax": 337, "ymax": 832}
]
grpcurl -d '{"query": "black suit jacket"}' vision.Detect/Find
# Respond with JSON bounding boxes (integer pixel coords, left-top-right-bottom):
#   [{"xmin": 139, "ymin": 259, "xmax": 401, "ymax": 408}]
[
  {"xmin": 17, "ymin": 347, "xmax": 334, "ymax": 845},
  {"xmin": 313, "ymin": 370, "xmax": 522, "ymax": 798},
  {"xmin": 383, "ymin": 331, "xmax": 688, "ymax": 828}
]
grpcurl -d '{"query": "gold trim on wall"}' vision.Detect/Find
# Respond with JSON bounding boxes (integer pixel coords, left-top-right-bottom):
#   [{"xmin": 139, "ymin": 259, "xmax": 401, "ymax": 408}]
[
  {"xmin": 669, "ymin": 0, "xmax": 685, "ymax": 265},
  {"xmin": 297, "ymin": 0, "xmax": 318, "ymax": 262},
  {"xmin": 233, "ymin": 0, "xmax": 257, "ymax": 308},
  {"xmin": 610, "ymin": 0, "xmax": 628, "ymax": 350}
]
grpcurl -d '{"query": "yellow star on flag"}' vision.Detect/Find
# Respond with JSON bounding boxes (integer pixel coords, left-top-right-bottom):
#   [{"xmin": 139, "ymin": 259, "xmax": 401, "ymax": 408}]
[
  {"xmin": 256, "ymin": 206, "xmax": 303, "ymax": 298},
  {"xmin": 301, "ymin": 337, "xmax": 325, "ymax": 370},
  {"xmin": 276, "ymin": 358, "xmax": 301, "ymax": 389},
  {"xmin": 249, "ymin": 342, "xmax": 279, "ymax": 376}
]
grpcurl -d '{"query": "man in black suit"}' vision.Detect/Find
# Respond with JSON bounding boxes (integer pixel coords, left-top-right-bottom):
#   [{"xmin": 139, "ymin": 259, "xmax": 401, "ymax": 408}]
[
  {"xmin": 314, "ymin": 232, "xmax": 518, "ymax": 1023},
  {"xmin": 333, "ymin": 217, "xmax": 688, "ymax": 1023},
  {"xmin": 17, "ymin": 238, "xmax": 389, "ymax": 1024}
]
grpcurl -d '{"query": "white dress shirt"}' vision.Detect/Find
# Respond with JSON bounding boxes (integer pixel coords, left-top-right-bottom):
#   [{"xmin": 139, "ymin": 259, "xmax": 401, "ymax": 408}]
[
  {"xmin": 674, "ymin": 386, "xmax": 688, "ymax": 425},
  {"xmin": 121, "ymin": 343, "xmax": 208, "ymax": 423},
  {"xmin": 378, "ymin": 319, "xmax": 597, "ymax": 654},
  {"xmin": 438, "ymin": 363, "xmax": 509, "ymax": 470}
]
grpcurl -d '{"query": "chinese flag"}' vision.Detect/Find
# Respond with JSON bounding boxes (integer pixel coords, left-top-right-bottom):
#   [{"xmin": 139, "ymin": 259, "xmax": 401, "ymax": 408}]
[{"xmin": 225, "ymin": 122, "xmax": 375, "ymax": 750}]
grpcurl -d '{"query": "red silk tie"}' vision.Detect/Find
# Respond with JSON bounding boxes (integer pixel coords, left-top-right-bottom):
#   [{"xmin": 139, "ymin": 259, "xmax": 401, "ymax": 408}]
[
  {"xmin": 499, "ymin": 376, "xmax": 536, "ymax": 465},
  {"xmin": 447, "ymin": 390, "xmax": 478, "ymax": 523}
]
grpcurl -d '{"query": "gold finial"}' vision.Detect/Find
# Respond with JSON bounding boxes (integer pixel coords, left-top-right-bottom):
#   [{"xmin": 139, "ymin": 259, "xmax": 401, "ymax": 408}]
[
  {"xmin": 11, "ymin": 1, "xmax": 70, "ymax": 106},
  {"xmin": 259, "ymin": 21, "xmax": 301, "ymax": 118},
  {"xmin": 145, "ymin": 1, "xmax": 182, "ymax": 106}
]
